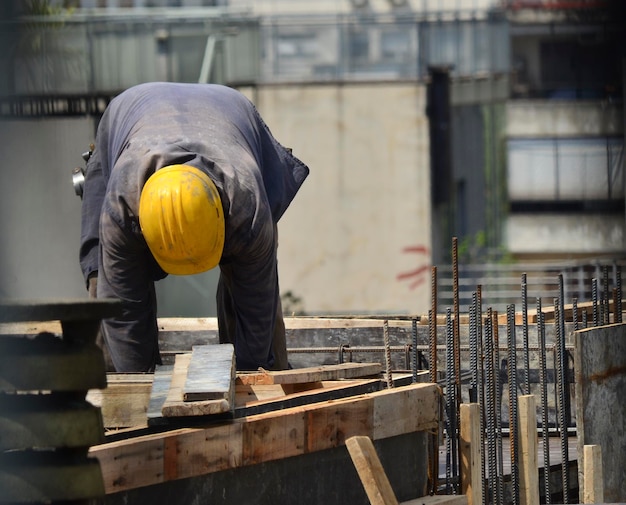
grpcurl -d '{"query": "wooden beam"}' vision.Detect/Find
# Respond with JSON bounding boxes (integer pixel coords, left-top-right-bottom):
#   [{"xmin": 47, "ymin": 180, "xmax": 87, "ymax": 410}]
[
  {"xmin": 237, "ymin": 362, "xmax": 382, "ymax": 385},
  {"xmin": 518, "ymin": 395, "xmax": 539, "ymax": 505},
  {"xmin": 90, "ymin": 382, "xmax": 441, "ymax": 495},
  {"xmin": 346, "ymin": 435, "xmax": 399, "ymax": 505},
  {"xmin": 583, "ymin": 444, "xmax": 604, "ymax": 504},
  {"xmin": 460, "ymin": 403, "xmax": 482, "ymax": 505}
]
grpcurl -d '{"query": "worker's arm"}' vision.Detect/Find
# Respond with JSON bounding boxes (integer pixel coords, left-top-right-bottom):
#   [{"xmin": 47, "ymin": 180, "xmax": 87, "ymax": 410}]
[
  {"xmin": 79, "ymin": 146, "xmax": 106, "ymax": 286},
  {"xmin": 220, "ymin": 218, "xmax": 281, "ymax": 370},
  {"xmin": 96, "ymin": 200, "xmax": 164, "ymax": 372}
]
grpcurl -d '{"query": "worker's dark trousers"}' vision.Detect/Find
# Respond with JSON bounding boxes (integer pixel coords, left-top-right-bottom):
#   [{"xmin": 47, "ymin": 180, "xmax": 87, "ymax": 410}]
[{"xmin": 216, "ymin": 263, "xmax": 289, "ymax": 371}]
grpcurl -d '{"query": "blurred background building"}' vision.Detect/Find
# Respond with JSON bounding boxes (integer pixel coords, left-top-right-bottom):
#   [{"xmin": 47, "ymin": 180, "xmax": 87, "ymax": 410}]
[{"xmin": 0, "ymin": 0, "xmax": 623, "ymax": 315}]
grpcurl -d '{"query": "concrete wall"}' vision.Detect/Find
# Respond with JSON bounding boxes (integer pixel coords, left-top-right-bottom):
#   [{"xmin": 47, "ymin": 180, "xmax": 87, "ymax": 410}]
[
  {"xmin": 245, "ymin": 83, "xmax": 432, "ymax": 316},
  {"xmin": 0, "ymin": 81, "xmax": 432, "ymax": 317}
]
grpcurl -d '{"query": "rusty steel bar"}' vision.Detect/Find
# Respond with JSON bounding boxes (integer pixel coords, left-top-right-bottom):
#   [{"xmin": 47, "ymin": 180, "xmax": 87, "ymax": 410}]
[
  {"xmin": 476, "ymin": 286, "xmax": 487, "ymax": 505},
  {"xmin": 537, "ymin": 298, "xmax": 551, "ymax": 505},
  {"xmin": 554, "ymin": 300, "xmax": 569, "ymax": 504},
  {"xmin": 493, "ymin": 310, "xmax": 504, "ymax": 505},
  {"xmin": 617, "ymin": 265, "xmax": 622, "ymax": 324},
  {"xmin": 484, "ymin": 309, "xmax": 498, "ymax": 505},
  {"xmin": 383, "ymin": 319, "xmax": 393, "ymax": 389},
  {"xmin": 521, "ymin": 273, "xmax": 530, "ymax": 395},
  {"xmin": 507, "ymin": 304, "xmax": 520, "ymax": 505},
  {"xmin": 430, "ymin": 266, "xmax": 438, "ymax": 383},
  {"xmin": 445, "ymin": 307, "xmax": 455, "ymax": 493},
  {"xmin": 603, "ymin": 265, "xmax": 610, "ymax": 325},
  {"xmin": 452, "ymin": 237, "xmax": 462, "ymax": 493}
]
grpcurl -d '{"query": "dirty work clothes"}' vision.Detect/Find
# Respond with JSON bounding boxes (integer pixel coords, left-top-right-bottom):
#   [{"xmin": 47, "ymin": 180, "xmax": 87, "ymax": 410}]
[{"xmin": 79, "ymin": 82, "xmax": 309, "ymax": 372}]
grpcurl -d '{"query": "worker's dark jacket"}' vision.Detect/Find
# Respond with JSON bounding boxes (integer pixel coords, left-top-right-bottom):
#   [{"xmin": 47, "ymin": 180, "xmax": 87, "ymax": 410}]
[{"xmin": 79, "ymin": 82, "xmax": 309, "ymax": 372}]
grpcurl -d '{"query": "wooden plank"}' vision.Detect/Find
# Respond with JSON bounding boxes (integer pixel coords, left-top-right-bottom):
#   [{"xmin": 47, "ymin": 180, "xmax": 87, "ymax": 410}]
[
  {"xmin": 460, "ymin": 403, "xmax": 482, "ymax": 505},
  {"xmin": 90, "ymin": 382, "xmax": 440, "ymax": 494},
  {"xmin": 237, "ymin": 362, "xmax": 382, "ymax": 385},
  {"xmin": 161, "ymin": 353, "xmax": 232, "ymax": 417},
  {"xmin": 0, "ymin": 336, "xmax": 106, "ymax": 392},
  {"xmin": 99, "ymin": 374, "xmax": 380, "ymax": 428},
  {"xmin": 346, "ymin": 435, "xmax": 399, "ymax": 505},
  {"xmin": 0, "ymin": 396, "xmax": 104, "ymax": 451},
  {"xmin": 583, "ymin": 444, "xmax": 604, "ymax": 504},
  {"xmin": 87, "ymin": 380, "xmax": 151, "ymax": 429},
  {"xmin": 518, "ymin": 395, "xmax": 539, "ymax": 505},
  {"xmin": 183, "ymin": 344, "xmax": 235, "ymax": 401}
]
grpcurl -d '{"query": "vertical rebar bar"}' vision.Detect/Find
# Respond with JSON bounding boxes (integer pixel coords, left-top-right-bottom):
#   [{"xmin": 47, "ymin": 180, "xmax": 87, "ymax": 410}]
[
  {"xmin": 493, "ymin": 311, "xmax": 504, "ymax": 505},
  {"xmin": 477, "ymin": 286, "xmax": 487, "ymax": 505},
  {"xmin": 412, "ymin": 318, "xmax": 418, "ymax": 383},
  {"xmin": 445, "ymin": 307, "xmax": 455, "ymax": 493},
  {"xmin": 430, "ymin": 266, "xmax": 438, "ymax": 384},
  {"xmin": 592, "ymin": 278, "xmax": 599, "ymax": 327},
  {"xmin": 617, "ymin": 265, "xmax": 622, "ymax": 324},
  {"xmin": 484, "ymin": 310, "xmax": 497, "ymax": 505},
  {"xmin": 554, "ymin": 300, "xmax": 569, "ymax": 504},
  {"xmin": 383, "ymin": 319, "xmax": 393, "ymax": 389},
  {"xmin": 429, "ymin": 266, "xmax": 439, "ymax": 496},
  {"xmin": 572, "ymin": 297, "xmax": 578, "ymax": 332},
  {"xmin": 537, "ymin": 299, "xmax": 551, "ymax": 504},
  {"xmin": 507, "ymin": 304, "xmax": 520, "ymax": 505},
  {"xmin": 603, "ymin": 265, "xmax": 610, "ymax": 325},
  {"xmin": 469, "ymin": 297, "xmax": 478, "ymax": 403},
  {"xmin": 452, "ymin": 237, "xmax": 462, "ymax": 491},
  {"xmin": 521, "ymin": 273, "xmax": 530, "ymax": 395},
  {"xmin": 558, "ymin": 274, "xmax": 570, "ymax": 429}
]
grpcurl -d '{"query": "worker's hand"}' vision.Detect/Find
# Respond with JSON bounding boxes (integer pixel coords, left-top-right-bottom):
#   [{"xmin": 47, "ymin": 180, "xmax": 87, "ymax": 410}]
[{"xmin": 88, "ymin": 273, "xmax": 98, "ymax": 298}]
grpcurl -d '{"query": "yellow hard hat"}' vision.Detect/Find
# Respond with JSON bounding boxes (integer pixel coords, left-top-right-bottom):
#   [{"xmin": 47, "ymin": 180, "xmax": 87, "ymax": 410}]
[{"xmin": 139, "ymin": 165, "xmax": 225, "ymax": 275}]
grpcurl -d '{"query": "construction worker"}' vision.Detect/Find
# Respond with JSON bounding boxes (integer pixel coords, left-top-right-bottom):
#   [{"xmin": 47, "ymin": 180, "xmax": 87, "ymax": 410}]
[{"xmin": 79, "ymin": 82, "xmax": 309, "ymax": 373}]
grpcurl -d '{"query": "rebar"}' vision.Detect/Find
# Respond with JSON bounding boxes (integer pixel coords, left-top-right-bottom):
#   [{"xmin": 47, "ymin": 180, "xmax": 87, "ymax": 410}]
[
  {"xmin": 592, "ymin": 278, "xmax": 599, "ymax": 326},
  {"xmin": 507, "ymin": 304, "xmax": 520, "ymax": 505},
  {"xmin": 572, "ymin": 297, "xmax": 578, "ymax": 332},
  {"xmin": 477, "ymin": 286, "xmax": 487, "ymax": 505},
  {"xmin": 430, "ymin": 266, "xmax": 438, "ymax": 383},
  {"xmin": 493, "ymin": 310, "xmax": 504, "ymax": 505},
  {"xmin": 558, "ymin": 274, "xmax": 571, "ymax": 429},
  {"xmin": 452, "ymin": 238, "xmax": 462, "ymax": 488},
  {"xmin": 521, "ymin": 273, "xmax": 530, "ymax": 395},
  {"xmin": 554, "ymin": 300, "xmax": 569, "ymax": 504},
  {"xmin": 411, "ymin": 318, "xmax": 418, "ymax": 383},
  {"xmin": 383, "ymin": 319, "xmax": 393, "ymax": 389},
  {"xmin": 445, "ymin": 307, "xmax": 455, "ymax": 493},
  {"xmin": 537, "ymin": 300, "xmax": 551, "ymax": 504},
  {"xmin": 469, "ymin": 298, "xmax": 478, "ymax": 403},
  {"xmin": 617, "ymin": 266, "xmax": 622, "ymax": 324},
  {"xmin": 603, "ymin": 265, "xmax": 610, "ymax": 325},
  {"xmin": 484, "ymin": 311, "xmax": 498, "ymax": 505},
  {"xmin": 429, "ymin": 265, "xmax": 439, "ymax": 496}
]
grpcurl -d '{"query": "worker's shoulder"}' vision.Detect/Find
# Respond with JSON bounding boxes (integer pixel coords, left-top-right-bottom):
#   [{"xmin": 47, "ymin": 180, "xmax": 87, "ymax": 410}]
[{"xmin": 116, "ymin": 82, "xmax": 243, "ymax": 100}]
